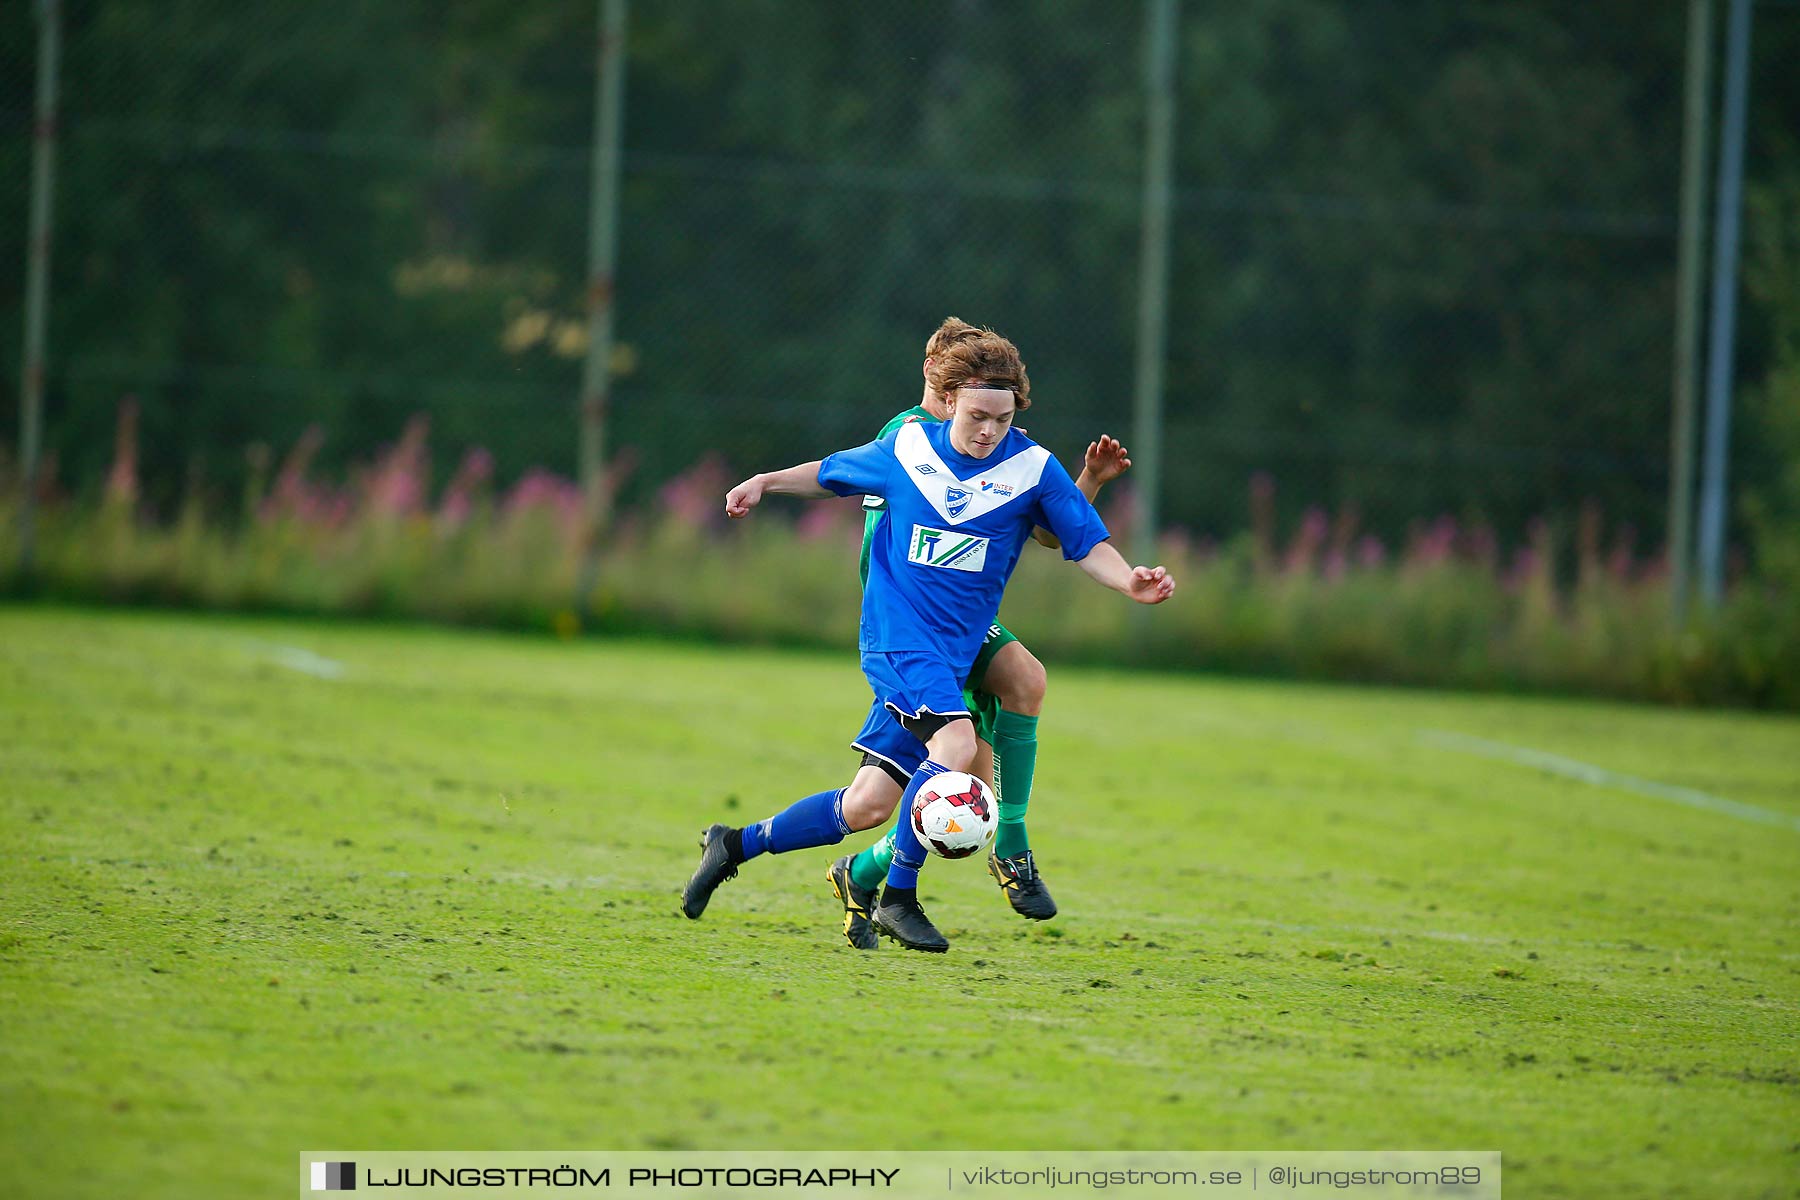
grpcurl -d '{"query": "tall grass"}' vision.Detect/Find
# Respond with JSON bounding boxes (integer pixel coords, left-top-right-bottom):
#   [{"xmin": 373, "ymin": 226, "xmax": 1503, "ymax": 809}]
[{"xmin": 3, "ymin": 414, "xmax": 1794, "ymax": 709}]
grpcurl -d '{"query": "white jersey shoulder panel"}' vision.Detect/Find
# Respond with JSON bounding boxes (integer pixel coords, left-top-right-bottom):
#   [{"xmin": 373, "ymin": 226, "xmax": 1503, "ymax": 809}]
[{"xmin": 893, "ymin": 422, "xmax": 1052, "ymax": 526}]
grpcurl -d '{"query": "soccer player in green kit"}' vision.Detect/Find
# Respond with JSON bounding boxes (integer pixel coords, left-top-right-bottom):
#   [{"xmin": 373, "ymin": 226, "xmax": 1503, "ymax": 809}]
[{"xmin": 827, "ymin": 316, "xmax": 1132, "ymax": 949}]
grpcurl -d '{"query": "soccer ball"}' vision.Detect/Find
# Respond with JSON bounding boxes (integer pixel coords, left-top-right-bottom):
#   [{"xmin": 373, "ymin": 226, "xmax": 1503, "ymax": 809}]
[{"xmin": 911, "ymin": 772, "xmax": 997, "ymax": 859}]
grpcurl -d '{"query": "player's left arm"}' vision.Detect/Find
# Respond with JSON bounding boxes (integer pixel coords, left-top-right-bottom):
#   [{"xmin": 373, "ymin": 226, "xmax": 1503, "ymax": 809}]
[
  {"xmin": 1072, "ymin": 540, "xmax": 1175, "ymax": 605},
  {"xmin": 1033, "ymin": 435, "xmax": 1131, "ymax": 549}
]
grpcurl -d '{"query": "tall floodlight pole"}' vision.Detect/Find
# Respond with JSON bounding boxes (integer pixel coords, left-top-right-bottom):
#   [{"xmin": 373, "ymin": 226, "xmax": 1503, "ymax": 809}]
[
  {"xmin": 1668, "ymin": 0, "xmax": 1713, "ymax": 624},
  {"xmin": 1696, "ymin": 0, "xmax": 1753, "ymax": 609},
  {"xmin": 18, "ymin": 0, "xmax": 62, "ymax": 576},
  {"xmin": 580, "ymin": 0, "xmax": 628, "ymax": 531},
  {"xmin": 1132, "ymin": 0, "xmax": 1178, "ymax": 571}
]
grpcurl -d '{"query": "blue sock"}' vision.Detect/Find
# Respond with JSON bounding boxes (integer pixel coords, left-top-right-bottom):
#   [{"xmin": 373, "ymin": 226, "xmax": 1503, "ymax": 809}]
[
  {"xmin": 738, "ymin": 789, "xmax": 851, "ymax": 861},
  {"xmin": 886, "ymin": 760, "xmax": 949, "ymax": 890}
]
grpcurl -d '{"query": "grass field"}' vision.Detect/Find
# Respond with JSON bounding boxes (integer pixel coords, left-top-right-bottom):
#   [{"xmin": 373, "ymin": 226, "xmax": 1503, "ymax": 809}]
[{"xmin": 2, "ymin": 605, "xmax": 1796, "ymax": 1198}]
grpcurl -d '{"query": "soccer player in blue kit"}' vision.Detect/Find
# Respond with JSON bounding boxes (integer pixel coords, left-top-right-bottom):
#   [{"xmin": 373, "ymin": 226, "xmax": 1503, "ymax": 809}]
[
  {"xmin": 681, "ymin": 332, "xmax": 1175, "ymax": 951},
  {"xmin": 836, "ymin": 316, "xmax": 1133, "ymax": 950}
]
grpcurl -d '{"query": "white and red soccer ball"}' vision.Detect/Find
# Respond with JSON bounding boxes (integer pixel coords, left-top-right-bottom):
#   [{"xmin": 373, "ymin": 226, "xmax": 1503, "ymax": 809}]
[{"xmin": 910, "ymin": 772, "xmax": 997, "ymax": 859}]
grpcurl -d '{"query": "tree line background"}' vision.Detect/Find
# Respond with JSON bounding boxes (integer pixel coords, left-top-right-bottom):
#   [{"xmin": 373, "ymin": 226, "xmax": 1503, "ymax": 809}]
[{"xmin": 2, "ymin": 0, "xmax": 1798, "ymax": 564}]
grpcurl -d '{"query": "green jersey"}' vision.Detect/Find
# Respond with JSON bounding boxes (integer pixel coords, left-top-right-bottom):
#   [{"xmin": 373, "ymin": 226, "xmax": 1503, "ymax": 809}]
[{"xmin": 857, "ymin": 405, "xmax": 937, "ymax": 586}]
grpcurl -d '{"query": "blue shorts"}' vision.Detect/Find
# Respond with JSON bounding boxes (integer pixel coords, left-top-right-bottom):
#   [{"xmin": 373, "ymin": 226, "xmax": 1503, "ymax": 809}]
[{"xmin": 850, "ymin": 649, "xmax": 972, "ymax": 780}]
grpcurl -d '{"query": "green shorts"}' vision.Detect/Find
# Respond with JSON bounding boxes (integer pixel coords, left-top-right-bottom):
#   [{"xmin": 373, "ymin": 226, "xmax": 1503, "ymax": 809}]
[{"xmin": 963, "ymin": 622, "xmax": 1018, "ymax": 745}]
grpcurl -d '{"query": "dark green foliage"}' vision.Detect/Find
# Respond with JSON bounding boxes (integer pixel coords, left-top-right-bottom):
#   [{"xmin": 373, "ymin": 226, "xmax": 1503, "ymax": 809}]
[{"xmin": 2, "ymin": 1, "xmax": 1797, "ymax": 561}]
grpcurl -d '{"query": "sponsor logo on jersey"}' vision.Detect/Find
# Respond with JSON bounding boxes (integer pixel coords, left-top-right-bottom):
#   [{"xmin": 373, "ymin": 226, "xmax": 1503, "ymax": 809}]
[
  {"xmin": 944, "ymin": 486, "xmax": 972, "ymax": 517},
  {"xmin": 914, "ymin": 463, "xmax": 937, "ymax": 475},
  {"xmin": 979, "ymin": 480, "xmax": 1015, "ymax": 496},
  {"xmin": 908, "ymin": 524, "xmax": 990, "ymax": 573}
]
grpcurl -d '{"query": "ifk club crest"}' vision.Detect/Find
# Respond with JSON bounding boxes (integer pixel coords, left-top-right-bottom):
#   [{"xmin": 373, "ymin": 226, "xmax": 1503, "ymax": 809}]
[{"xmin": 944, "ymin": 486, "xmax": 972, "ymax": 517}]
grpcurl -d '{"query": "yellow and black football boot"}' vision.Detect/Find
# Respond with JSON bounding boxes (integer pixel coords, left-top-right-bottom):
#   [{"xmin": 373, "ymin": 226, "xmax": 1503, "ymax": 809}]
[
  {"xmin": 825, "ymin": 855, "xmax": 880, "ymax": 951},
  {"xmin": 987, "ymin": 849, "xmax": 1057, "ymax": 920}
]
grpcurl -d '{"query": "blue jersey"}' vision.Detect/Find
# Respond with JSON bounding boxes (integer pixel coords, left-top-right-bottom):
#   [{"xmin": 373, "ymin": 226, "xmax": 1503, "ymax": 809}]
[{"xmin": 817, "ymin": 421, "xmax": 1109, "ymax": 672}]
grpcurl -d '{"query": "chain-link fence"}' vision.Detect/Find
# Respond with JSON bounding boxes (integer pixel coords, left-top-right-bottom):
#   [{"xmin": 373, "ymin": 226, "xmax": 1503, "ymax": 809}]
[{"xmin": 4, "ymin": 0, "xmax": 1798, "ymax": 552}]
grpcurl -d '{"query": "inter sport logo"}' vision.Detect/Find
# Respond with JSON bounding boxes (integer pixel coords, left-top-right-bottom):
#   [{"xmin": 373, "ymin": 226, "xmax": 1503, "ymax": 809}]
[{"xmin": 311, "ymin": 1162, "xmax": 356, "ymax": 1191}]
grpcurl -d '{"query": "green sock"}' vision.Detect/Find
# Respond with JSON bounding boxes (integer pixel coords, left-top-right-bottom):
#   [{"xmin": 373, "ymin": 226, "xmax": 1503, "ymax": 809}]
[
  {"xmin": 849, "ymin": 829, "xmax": 895, "ymax": 892},
  {"xmin": 992, "ymin": 709, "xmax": 1039, "ymax": 859}
]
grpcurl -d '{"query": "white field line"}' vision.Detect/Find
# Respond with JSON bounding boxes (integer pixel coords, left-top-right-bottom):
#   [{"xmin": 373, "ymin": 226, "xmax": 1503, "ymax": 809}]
[
  {"xmin": 1419, "ymin": 729, "xmax": 1800, "ymax": 834},
  {"xmin": 267, "ymin": 645, "xmax": 346, "ymax": 679},
  {"xmin": 230, "ymin": 636, "xmax": 346, "ymax": 680}
]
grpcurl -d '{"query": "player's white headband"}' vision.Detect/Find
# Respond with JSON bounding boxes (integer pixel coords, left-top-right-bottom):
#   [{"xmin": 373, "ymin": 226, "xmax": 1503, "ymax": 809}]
[{"xmin": 948, "ymin": 386, "xmax": 1017, "ymax": 406}]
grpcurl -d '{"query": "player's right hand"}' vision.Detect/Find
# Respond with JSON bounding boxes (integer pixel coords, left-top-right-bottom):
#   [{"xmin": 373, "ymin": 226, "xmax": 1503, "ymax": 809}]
[{"xmin": 725, "ymin": 476, "xmax": 764, "ymax": 518}]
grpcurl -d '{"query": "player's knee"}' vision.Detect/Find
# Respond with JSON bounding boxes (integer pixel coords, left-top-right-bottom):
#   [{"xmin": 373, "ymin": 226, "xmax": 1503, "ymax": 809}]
[
  {"xmin": 995, "ymin": 647, "xmax": 1047, "ymax": 715},
  {"xmin": 841, "ymin": 770, "xmax": 899, "ymax": 831},
  {"xmin": 928, "ymin": 719, "xmax": 978, "ymax": 773}
]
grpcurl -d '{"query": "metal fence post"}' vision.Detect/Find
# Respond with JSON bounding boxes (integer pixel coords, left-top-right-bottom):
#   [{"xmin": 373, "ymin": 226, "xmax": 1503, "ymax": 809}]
[
  {"xmin": 1697, "ymin": 0, "xmax": 1753, "ymax": 609},
  {"xmin": 18, "ymin": 0, "xmax": 63, "ymax": 577}
]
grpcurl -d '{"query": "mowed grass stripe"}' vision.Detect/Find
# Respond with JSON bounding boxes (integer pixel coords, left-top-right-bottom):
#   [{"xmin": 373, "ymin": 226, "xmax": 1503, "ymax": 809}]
[{"xmin": 1, "ymin": 606, "xmax": 1796, "ymax": 1200}]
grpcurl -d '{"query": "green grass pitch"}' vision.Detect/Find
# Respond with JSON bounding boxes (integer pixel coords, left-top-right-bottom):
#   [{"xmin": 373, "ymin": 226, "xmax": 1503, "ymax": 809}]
[{"xmin": 2, "ymin": 606, "xmax": 1796, "ymax": 1198}]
